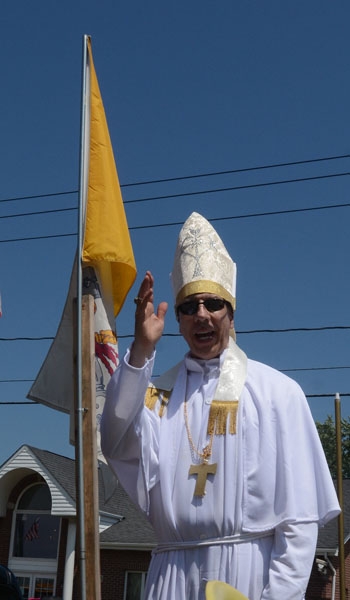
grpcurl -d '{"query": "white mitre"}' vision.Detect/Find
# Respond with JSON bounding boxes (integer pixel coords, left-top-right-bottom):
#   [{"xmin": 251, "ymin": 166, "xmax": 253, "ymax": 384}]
[{"xmin": 171, "ymin": 212, "xmax": 236, "ymax": 310}]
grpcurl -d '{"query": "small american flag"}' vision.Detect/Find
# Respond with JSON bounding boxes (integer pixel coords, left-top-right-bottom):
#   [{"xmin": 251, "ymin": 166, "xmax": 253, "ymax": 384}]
[{"xmin": 25, "ymin": 517, "xmax": 40, "ymax": 541}]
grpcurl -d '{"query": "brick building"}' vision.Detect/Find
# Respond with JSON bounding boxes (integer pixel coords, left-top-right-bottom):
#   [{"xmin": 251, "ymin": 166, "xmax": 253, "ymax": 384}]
[
  {"xmin": 0, "ymin": 444, "xmax": 347, "ymax": 599},
  {"xmin": 0, "ymin": 445, "xmax": 155, "ymax": 599}
]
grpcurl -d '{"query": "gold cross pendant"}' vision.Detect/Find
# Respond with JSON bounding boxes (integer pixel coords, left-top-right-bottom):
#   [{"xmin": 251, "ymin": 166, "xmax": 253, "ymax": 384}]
[{"xmin": 189, "ymin": 461, "xmax": 217, "ymax": 497}]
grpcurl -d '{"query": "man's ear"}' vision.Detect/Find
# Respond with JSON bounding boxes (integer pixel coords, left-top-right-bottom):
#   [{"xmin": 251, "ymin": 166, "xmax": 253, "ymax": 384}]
[
  {"xmin": 229, "ymin": 311, "xmax": 236, "ymax": 341},
  {"xmin": 227, "ymin": 304, "xmax": 234, "ymax": 323}
]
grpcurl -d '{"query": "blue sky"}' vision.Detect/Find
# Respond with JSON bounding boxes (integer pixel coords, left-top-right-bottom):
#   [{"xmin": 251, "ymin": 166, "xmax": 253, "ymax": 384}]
[{"xmin": 0, "ymin": 1, "xmax": 349, "ymax": 465}]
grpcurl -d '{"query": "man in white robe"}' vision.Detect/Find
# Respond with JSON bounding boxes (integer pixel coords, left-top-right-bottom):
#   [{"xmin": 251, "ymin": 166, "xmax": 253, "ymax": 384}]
[{"xmin": 101, "ymin": 212, "xmax": 340, "ymax": 600}]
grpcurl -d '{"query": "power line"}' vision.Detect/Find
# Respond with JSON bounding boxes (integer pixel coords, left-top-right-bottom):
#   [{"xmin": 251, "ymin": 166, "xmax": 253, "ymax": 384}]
[
  {"xmin": 307, "ymin": 393, "xmax": 350, "ymax": 398},
  {"xmin": 2, "ymin": 153, "xmax": 349, "ymax": 204},
  {"xmin": 0, "ymin": 232, "xmax": 76, "ymax": 245},
  {"xmin": 237, "ymin": 325, "xmax": 350, "ymax": 334},
  {"xmin": 124, "ymin": 171, "xmax": 350, "ymax": 205},
  {"xmin": 2, "ymin": 200, "xmax": 350, "ymax": 229},
  {"xmin": 2, "ymin": 392, "xmax": 350, "ymax": 405},
  {"xmin": 0, "ymin": 190, "xmax": 77, "ymax": 205},
  {"xmin": 0, "ymin": 325, "xmax": 349, "ymax": 342},
  {"xmin": 0, "ymin": 337, "xmax": 54, "ymax": 341},
  {"xmin": 121, "ymin": 153, "xmax": 350, "ymax": 187},
  {"xmin": 0, "ymin": 364, "xmax": 349, "ymax": 385},
  {"xmin": 129, "ymin": 203, "xmax": 350, "ymax": 232},
  {"xmin": 1, "ymin": 201, "xmax": 349, "ymax": 244},
  {"xmin": 282, "ymin": 366, "xmax": 350, "ymax": 373},
  {"xmin": 144, "ymin": 325, "xmax": 350, "ymax": 336},
  {"xmin": 0, "ymin": 401, "xmax": 39, "ymax": 405},
  {"xmin": 0, "ymin": 207, "xmax": 77, "ymax": 221},
  {"xmin": 0, "ymin": 379, "xmax": 34, "ymax": 382}
]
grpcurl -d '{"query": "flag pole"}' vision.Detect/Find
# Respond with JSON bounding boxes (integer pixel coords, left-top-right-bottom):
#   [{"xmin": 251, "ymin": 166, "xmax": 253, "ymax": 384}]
[
  {"xmin": 75, "ymin": 34, "xmax": 90, "ymax": 600},
  {"xmin": 335, "ymin": 393, "xmax": 345, "ymax": 600},
  {"xmin": 76, "ymin": 34, "xmax": 103, "ymax": 600}
]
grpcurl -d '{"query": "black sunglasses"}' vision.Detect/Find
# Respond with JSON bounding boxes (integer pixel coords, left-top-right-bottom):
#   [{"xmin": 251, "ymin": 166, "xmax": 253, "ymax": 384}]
[{"xmin": 177, "ymin": 298, "xmax": 226, "ymax": 316}]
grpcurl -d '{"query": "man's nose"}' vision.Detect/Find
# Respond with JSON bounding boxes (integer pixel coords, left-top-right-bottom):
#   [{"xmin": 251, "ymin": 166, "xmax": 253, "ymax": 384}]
[{"xmin": 195, "ymin": 301, "xmax": 209, "ymax": 318}]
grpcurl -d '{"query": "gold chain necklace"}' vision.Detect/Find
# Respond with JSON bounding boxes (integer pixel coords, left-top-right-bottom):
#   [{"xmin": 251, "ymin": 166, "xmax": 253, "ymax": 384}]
[
  {"xmin": 184, "ymin": 399, "xmax": 217, "ymax": 497},
  {"xmin": 183, "ymin": 399, "xmax": 215, "ymax": 463}
]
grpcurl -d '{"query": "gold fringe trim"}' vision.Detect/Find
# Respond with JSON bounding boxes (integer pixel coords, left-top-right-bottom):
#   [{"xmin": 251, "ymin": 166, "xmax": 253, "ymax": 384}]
[
  {"xmin": 145, "ymin": 387, "xmax": 172, "ymax": 417},
  {"xmin": 207, "ymin": 400, "xmax": 239, "ymax": 435}
]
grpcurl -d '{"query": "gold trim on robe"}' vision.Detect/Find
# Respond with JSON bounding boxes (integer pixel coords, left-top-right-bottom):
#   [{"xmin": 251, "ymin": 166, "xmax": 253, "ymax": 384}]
[
  {"xmin": 145, "ymin": 389, "xmax": 239, "ymax": 435},
  {"xmin": 145, "ymin": 387, "xmax": 172, "ymax": 417},
  {"xmin": 207, "ymin": 400, "xmax": 239, "ymax": 435}
]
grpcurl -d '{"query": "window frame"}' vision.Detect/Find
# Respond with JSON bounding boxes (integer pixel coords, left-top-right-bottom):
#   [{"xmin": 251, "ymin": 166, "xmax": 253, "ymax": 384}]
[
  {"xmin": 123, "ymin": 570, "xmax": 148, "ymax": 600},
  {"xmin": 14, "ymin": 573, "xmax": 57, "ymax": 600},
  {"xmin": 8, "ymin": 482, "xmax": 61, "ymax": 594}
]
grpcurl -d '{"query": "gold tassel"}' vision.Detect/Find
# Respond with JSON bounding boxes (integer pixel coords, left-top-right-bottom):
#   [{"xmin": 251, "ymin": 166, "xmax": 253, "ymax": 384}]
[
  {"xmin": 145, "ymin": 387, "xmax": 172, "ymax": 417},
  {"xmin": 207, "ymin": 400, "xmax": 239, "ymax": 435}
]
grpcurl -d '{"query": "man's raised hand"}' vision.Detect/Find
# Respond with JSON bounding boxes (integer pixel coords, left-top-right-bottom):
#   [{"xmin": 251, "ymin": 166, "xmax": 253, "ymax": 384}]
[{"xmin": 130, "ymin": 271, "xmax": 168, "ymax": 367}]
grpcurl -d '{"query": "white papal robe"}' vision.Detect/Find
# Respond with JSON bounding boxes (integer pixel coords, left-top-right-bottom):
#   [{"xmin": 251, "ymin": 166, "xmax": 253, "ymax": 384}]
[{"xmin": 101, "ymin": 340, "xmax": 340, "ymax": 600}]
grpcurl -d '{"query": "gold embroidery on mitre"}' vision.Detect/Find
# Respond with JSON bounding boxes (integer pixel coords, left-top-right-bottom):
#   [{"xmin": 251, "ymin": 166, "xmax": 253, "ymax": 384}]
[
  {"xmin": 145, "ymin": 387, "xmax": 172, "ymax": 417},
  {"xmin": 207, "ymin": 400, "xmax": 239, "ymax": 435}
]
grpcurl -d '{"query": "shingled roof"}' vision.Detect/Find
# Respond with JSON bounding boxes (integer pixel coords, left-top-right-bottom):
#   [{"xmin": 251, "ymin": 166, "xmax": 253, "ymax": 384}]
[
  {"xmin": 317, "ymin": 479, "xmax": 350, "ymax": 553},
  {"xmin": 4, "ymin": 445, "xmax": 156, "ymax": 550}
]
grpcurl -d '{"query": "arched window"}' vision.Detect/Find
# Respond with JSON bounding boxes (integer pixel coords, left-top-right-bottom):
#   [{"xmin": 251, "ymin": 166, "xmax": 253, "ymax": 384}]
[{"xmin": 13, "ymin": 483, "xmax": 60, "ymax": 560}]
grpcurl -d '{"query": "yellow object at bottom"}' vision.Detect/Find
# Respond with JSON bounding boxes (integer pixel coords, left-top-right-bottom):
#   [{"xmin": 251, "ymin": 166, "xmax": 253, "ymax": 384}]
[{"xmin": 205, "ymin": 580, "xmax": 249, "ymax": 600}]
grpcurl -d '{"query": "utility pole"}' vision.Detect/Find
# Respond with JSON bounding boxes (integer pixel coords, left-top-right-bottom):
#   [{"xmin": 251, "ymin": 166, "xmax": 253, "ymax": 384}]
[{"xmin": 335, "ymin": 393, "xmax": 346, "ymax": 600}]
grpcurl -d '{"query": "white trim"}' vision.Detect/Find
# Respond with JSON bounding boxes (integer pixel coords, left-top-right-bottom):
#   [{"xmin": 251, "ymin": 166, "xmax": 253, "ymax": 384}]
[
  {"xmin": 9, "ymin": 482, "xmax": 62, "ymax": 565},
  {"xmin": 0, "ymin": 446, "xmax": 75, "ymax": 517},
  {"xmin": 63, "ymin": 519, "xmax": 76, "ymax": 600},
  {"xmin": 15, "ymin": 572, "xmax": 57, "ymax": 598},
  {"xmin": 9, "ymin": 557, "xmax": 57, "ymax": 572},
  {"xmin": 99, "ymin": 511, "xmax": 124, "ymax": 533},
  {"xmin": 123, "ymin": 570, "xmax": 147, "ymax": 600}
]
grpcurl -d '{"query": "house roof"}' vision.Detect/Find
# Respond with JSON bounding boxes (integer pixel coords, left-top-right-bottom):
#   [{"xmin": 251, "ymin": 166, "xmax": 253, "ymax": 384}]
[
  {"xmin": 0, "ymin": 445, "xmax": 76, "ymax": 517},
  {"xmin": 316, "ymin": 479, "xmax": 350, "ymax": 553},
  {"xmin": 0, "ymin": 445, "xmax": 156, "ymax": 549}
]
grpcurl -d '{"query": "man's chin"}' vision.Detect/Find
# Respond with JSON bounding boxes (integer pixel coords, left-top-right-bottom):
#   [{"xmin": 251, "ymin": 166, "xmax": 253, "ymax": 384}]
[{"xmin": 189, "ymin": 345, "xmax": 220, "ymax": 360}]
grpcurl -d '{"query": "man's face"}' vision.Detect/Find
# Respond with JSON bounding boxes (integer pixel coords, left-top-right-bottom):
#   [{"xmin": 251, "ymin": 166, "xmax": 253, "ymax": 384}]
[{"xmin": 177, "ymin": 293, "xmax": 234, "ymax": 360}]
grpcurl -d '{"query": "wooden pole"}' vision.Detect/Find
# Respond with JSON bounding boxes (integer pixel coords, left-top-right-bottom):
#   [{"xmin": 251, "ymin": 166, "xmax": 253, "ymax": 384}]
[
  {"xmin": 74, "ymin": 294, "xmax": 101, "ymax": 600},
  {"xmin": 335, "ymin": 393, "xmax": 345, "ymax": 600},
  {"xmin": 80, "ymin": 293, "xmax": 102, "ymax": 600}
]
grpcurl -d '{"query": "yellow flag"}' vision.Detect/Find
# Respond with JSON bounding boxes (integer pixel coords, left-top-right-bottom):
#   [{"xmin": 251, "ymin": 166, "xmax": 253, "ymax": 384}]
[
  {"xmin": 28, "ymin": 38, "xmax": 136, "ymax": 420},
  {"xmin": 82, "ymin": 37, "xmax": 136, "ymax": 316}
]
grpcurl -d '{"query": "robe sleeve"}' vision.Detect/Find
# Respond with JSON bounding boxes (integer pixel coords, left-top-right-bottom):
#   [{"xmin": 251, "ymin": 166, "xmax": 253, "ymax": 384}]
[
  {"xmin": 101, "ymin": 348, "xmax": 160, "ymax": 514},
  {"xmin": 260, "ymin": 521, "xmax": 318, "ymax": 599},
  {"xmin": 242, "ymin": 360, "xmax": 340, "ymax": 531}
]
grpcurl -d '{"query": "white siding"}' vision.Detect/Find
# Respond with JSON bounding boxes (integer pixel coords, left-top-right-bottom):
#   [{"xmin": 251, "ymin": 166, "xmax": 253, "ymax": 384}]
[{"xmin": 0, "ymin": 446, "xmax": 76, "ymax": 516}]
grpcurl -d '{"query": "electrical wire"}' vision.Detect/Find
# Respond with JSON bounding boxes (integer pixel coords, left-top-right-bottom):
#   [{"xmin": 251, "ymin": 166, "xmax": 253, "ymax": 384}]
[
  {"xmin": 2, "ymin": 392, "xmax": 350, "ymax": 405},
  {"xmin": 0, "ymin": 364, "xmax": 349, "ymax": 385},
  {"xmin": 1, "ymin": 201, "xmax": 350, "ymax": 244},
  {"xmin": 124, "ymin": 171, "xmax": 350, "ymax": 205},
  {"xmin": 121, "ymin": 153, "xmax": 350, "ymax": 187},
  {"xmin": 1, "ymin": 201, "xmax": 350, "ymax": 229},
  {"xmin": 0, "ymin": 207, "xmax": 77, "ymax": 221},
  {"xmin": 0, "ymin": 325, "xmax": 349, "ymax": 342},
  {"xmin": 0, "ymin": 190, "xmax": 77, "ymax": 205},
  {"xmin": 1, "ymin": 152, "xmax": 349, "ymax": 203}
]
